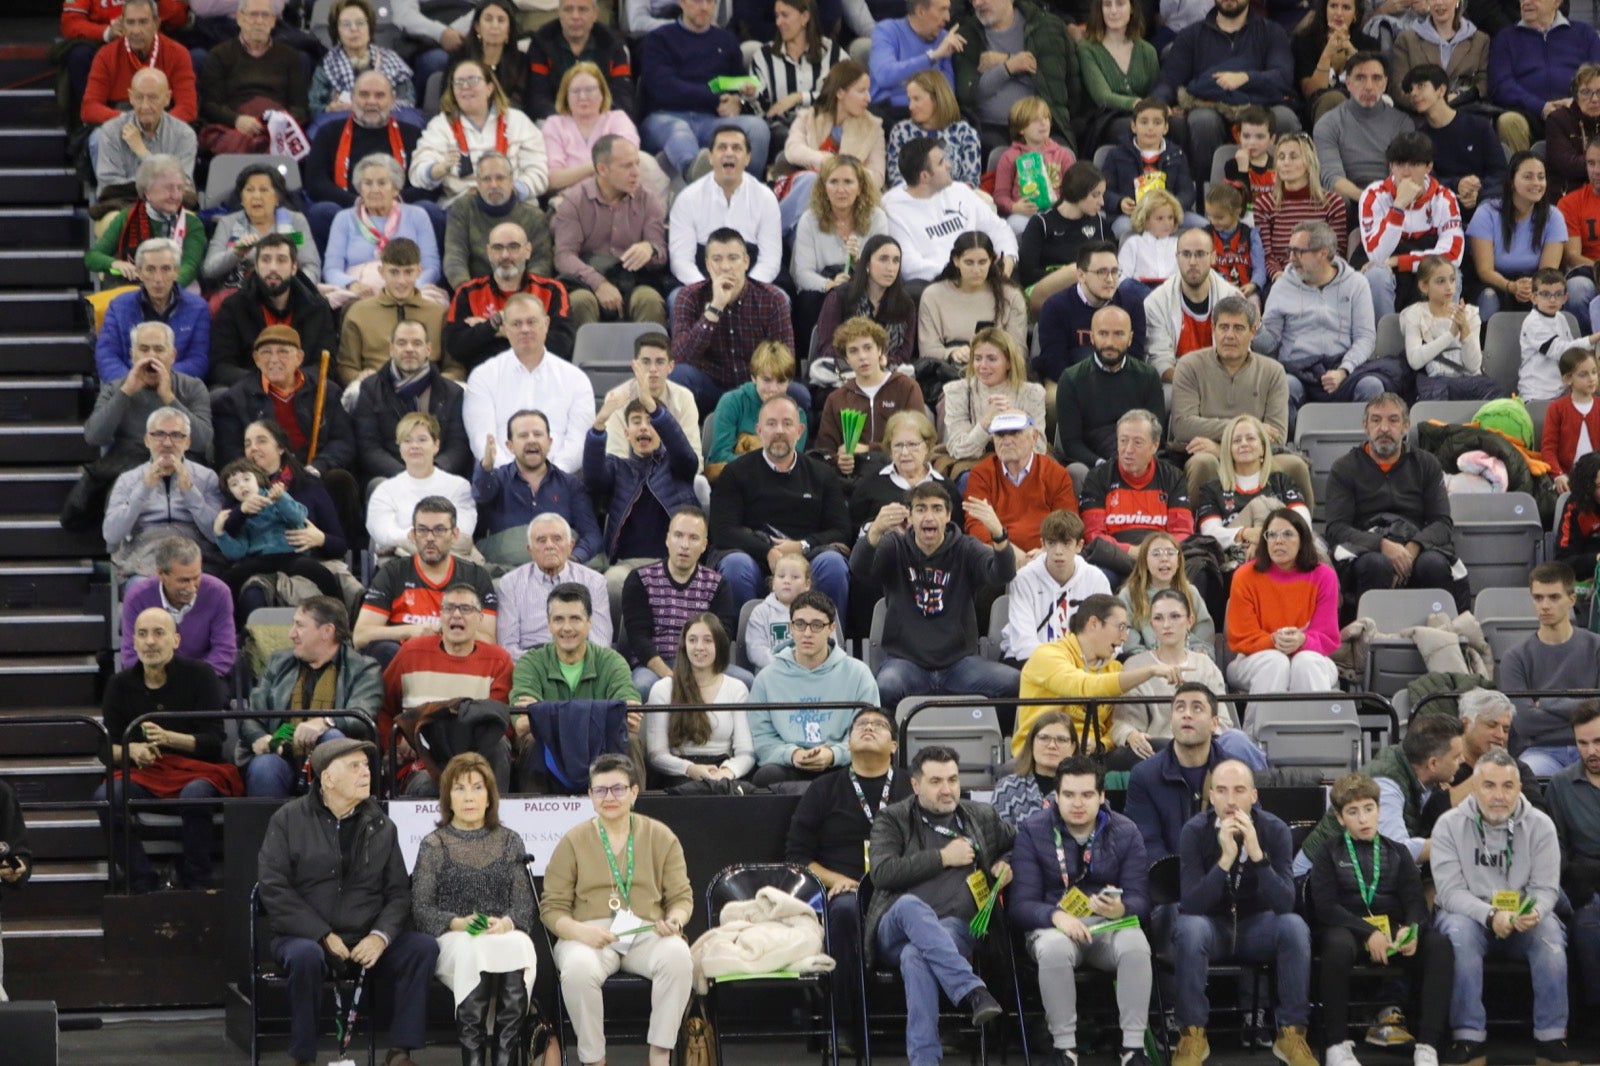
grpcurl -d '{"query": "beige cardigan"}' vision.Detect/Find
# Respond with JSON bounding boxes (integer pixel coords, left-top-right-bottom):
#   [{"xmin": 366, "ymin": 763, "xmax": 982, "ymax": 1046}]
[
  {"xmin": 780, "ymin": 108, "xmax": 887, "ymax": 189},
  {"xmin": 540, "ymin": 813, "xmax": 694, "ymax": 929}
]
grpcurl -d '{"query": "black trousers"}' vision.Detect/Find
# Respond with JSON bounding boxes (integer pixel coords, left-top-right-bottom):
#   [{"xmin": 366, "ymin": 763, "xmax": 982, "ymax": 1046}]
[{"xmin": 1317, "ymin": 923, "xmax": 1454, "ymax": 1048}]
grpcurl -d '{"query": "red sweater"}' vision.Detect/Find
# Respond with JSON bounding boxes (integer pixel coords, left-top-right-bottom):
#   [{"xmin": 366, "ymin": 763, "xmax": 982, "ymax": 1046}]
[
  {"xmin": 1539, "ymin": 393, "xmax": 1600, "ymax": 477},
  {"xmin": 61, "ymin": 0, "xmax": 188, "ymax": 43},
  {"xmin": 379, "ymin": 635, "xmax": 514, "ymax": 752},
  {"xmin": 81, "ymin": 33, "xmax": 198, "ymax": 125},
  {"xmin": 962, "ymin": 452, "xmax": 1079, "ymax": 551}
]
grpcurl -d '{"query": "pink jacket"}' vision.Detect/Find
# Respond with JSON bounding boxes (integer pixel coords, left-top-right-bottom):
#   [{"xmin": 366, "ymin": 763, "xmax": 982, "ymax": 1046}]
[{"xmin": 993, "ymin": 139, "xmax": 1076, "ymax": 215}]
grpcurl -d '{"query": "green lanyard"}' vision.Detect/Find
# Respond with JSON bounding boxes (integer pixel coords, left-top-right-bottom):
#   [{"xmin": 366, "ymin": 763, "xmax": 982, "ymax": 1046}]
[
  {"xmin": 596, "ymin": 816, "xmax": 636, "ymax": 913},
  {"xmin": 1344, "ymin": 832, "xmax": 1380, "ymax": 911}
]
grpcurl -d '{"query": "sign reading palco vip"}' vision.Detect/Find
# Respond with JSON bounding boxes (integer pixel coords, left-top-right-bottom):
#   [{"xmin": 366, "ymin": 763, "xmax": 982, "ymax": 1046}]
[{"xmin": 389, "ymin": 796, "xmax": 594, "ymax": 873}]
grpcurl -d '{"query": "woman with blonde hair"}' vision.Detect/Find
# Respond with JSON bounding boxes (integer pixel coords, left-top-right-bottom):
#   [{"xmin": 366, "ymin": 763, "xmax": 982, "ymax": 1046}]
[
  {"xmin": 886, "ymin": 70, "xmax": 982, "ymax": 187},
  {"xmin": 1194, "ymin": 414, "xmax": 1313, "ymax": 559},
  {"xmin": 411, "ymin": 57, "xmax": 547, "ymax": 206},
  {"xmin": 411, "ymin": 751, "xmax": 538, "ymax": 1066},
  {"xmin": 791, "ymin": 154, "xmax": 889, "ymax": 347},
  {"xmin": 777, "ymin": 60, "xmax": 885, "ymax": 230},
  {"xmin": 1254, "ymin": 132, "xmax": 1348, "ymax": 282},
  {"xmin": 939, "ymin": 327, "xmax": 1046, "ymax": 475},
  {"xmin": 541, "ymin": 61, "xmax": 667, "ymax": 201},
  {"xmin": 1117, "ymin": 531, "xmax": 1215, "ymax": 658}
]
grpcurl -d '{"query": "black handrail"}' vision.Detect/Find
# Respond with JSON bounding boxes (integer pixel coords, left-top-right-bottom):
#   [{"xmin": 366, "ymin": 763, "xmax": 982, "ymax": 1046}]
[
  {"xmin": 114, "ymin": 708, "xmax": 377, "ymax": 893},
  {"xmin": 0, "ymin": 714, "xmax": 113, "ymax": 875},
  {"xmin": 1411, "ymin": 688, "xmax": 1600, "ymax": 721},
  {"xmin": 893, "ymin": 691, "xmax": 1399, "ymax": 767}
]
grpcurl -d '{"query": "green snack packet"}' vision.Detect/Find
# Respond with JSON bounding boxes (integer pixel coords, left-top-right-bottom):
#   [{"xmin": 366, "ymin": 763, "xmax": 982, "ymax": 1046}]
[
  {"xmin": 708, "ymin": 75, "xmax": 759, "ymax": 94},
  {"xmin": 1014, "ymin": 151, "xmax": 1053, "ymax": 212}
]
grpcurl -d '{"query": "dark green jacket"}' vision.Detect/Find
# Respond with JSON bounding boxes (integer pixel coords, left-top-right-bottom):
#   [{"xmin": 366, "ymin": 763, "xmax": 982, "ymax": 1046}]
[
  {"xmin": 1300, "ymin": 744, "xmax": 1426, "ymax": 860},
  {"xmin": 952, "ymin": 0, "xmax": 1082, "ymax": 145}
]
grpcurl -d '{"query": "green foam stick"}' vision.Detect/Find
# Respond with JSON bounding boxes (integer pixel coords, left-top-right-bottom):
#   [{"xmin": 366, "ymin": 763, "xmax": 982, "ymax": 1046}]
[
  {"xmin": 708, "ymin": 76, "xmax": 759, "ymax": 93},
  {"xmin": 1089, "ymin": 916, "xmax": 1142, "ymax": 935},
  {"xmin": 839, "ymin": 408, "xmax": 866, "ymax": 453},
  {"xmin": 1386, "ymin": 923, "xmax": 1417, "ymax": 955}
]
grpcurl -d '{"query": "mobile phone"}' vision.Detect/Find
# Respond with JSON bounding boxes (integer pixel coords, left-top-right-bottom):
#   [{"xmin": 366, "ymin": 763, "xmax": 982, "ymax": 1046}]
[{"xmin": 1098, "ymin": 887, "xmax": 1123, "ymax": 898}]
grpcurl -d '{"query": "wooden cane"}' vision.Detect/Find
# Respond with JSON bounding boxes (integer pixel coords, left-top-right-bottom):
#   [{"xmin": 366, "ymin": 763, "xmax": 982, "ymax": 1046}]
[{"xmin": 307, "ymin": 349, "xmax": 331, "ymax": 466}]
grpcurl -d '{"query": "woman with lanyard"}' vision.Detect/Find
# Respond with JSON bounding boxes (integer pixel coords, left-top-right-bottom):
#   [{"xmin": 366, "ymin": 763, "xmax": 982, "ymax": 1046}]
[
  {"xmin": 782, "ymin": 706, "xmax": 911, "ymax": 1041},
  {"xmin": 1009, "ymin": 754, "xmax": 1153, "ymax": 1066},
  {"xmin": 541, "ymin": 753, "xmax": 694, "ymax": 1066},
  {"xmin": 1305, "ymin": 773, "xmax": 1449, "ymax": 1066}
]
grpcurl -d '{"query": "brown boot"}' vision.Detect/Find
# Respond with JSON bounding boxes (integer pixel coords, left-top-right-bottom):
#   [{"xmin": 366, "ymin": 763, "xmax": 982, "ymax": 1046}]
[
  {"xmin": 1273, "ymin": 1025, "xmax": 1317, "ymax": 1066},
  {"xmin": 1173, "ymin": 1026, "xmax": 1209, "ymax": 1066}
]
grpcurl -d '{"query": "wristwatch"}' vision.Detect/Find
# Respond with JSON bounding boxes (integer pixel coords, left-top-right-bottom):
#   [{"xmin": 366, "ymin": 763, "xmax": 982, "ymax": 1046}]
[{"xmin": 993, "ymin": 530, "xmax": 1009, "ymax": 544}]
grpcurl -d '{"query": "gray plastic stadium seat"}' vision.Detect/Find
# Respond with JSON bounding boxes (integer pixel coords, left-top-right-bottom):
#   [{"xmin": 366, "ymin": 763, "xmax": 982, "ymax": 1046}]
[
  {"xmin": 1357, "ymin": 588, "xmax": 1459, "ymax": 697},
  {"xmin": 895, "ymin": 698, "xmax": 1005, "ymax": 789},
  {"xmin": 1251, "ymin": 698, "xmax": 1361, "ymax": 781},
  {"xmin": 1450, "ymin": 492, "xmax": 1543, "ymax": 590}
]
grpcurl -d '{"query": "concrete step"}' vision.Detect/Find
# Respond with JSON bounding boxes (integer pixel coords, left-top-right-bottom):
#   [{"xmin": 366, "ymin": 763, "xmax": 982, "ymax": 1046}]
[
  {"xmin": 0, "ymin": 89, "xmax": 64, "ymax": 129},
  {"xmin": 0, "ymin": 685, "xmax": 108, "ymax": 739},
  {"xmin": 0, "ymin": 127, "xmax": 67, "ymax": 167},
  {"xmin": 0, "ymin": 375, "xmax": 88, "ymax": 422},
  {"xmin": 0, "ymin": 423, "xmax": 95, "ymax": 464},
  {"xmin": 0, "ymin": 469, "xmax": 80, "ymax": 518},
  {"xmin": 0, "ymin": 558, "xmax": 96, "ymax": 608},
  {"xmin": 0, "ymin": 515, "xmax": 107, "ymax": 559},
  {"xmin": 0, "ymin": 332, "xmax": 95, "ymax": 373},
  {"xmin": 0, "ymin": 756, "xmax": 106, "ymax": 805},
  {"xmin": 0, "ymin": 249, "xmax": 88, "ymax": 288},
  {"xmin": 21, "ymin": 808, "xmax": 109, "ymax": 861},
  {"xmin": 0, "ymin": 167, "xmax": 80, "ymax": 205},
  {"xmin": 0, "ymin": 291, "xmax": 87, "ymax": 335},
  {"xmin": 0, "ymin": 207, "xmax": 87, "ymax": 248},
  {"xmin": 0, "ymin": 608, "xmax": 106, "ymax": 655},
  {"xmin": 5, "ymin": 861, "xmax": 109, "ymax": 920}
]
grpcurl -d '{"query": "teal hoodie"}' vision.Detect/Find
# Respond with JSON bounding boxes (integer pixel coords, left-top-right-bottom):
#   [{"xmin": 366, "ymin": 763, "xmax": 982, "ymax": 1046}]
[{"xmin": 747, "ymin": 644, "xmax": 881, "ymax": 768}]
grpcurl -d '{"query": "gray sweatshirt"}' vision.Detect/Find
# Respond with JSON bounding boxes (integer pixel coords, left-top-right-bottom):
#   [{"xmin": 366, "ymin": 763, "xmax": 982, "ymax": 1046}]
[
  {"xmin": 1313, "ymin": 99, "xmax": 1416, "ymax": 192},
  {"xmin": 1431, "ymin": 792, "xmax": 1561, "ymax": 925},
  {"xmin": 1257, "ymin": 257, "xmax": 1376, "ymax": 375}
]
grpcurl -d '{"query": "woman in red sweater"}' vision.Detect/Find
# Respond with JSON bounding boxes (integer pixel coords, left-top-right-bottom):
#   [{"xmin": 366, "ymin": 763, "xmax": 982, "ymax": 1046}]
[
  {"xmin": 1224, "ymin": 508, "xmax": 1341, "ymax": 731},
  {"xmin": 1539, "ymin": 347, "xmax": 1600, "ymax": 493}
]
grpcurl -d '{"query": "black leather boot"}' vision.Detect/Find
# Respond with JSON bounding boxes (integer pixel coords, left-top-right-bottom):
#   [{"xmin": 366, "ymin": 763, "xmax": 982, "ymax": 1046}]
[
  {"xmin": 458, "ymin": 972, "xmax": 493, "ymax": 1066},
  {"xmin": 490, "ymin": 971, "xmax": 531, "ymax": 1066}
]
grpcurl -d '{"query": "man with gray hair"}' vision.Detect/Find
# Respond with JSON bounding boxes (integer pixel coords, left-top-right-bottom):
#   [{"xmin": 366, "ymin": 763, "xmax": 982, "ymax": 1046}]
[
  {"xmin": 95, "ymin": 237, "xmax": 210, "ymax": 382},
  {"xmin": 495, "ymin": 512, "xmax": 612, "ymax": 656},
  {"xmin": 102, "ymin": 406, "xmax": 225, "ymax": 574},
  {"xmin": 1257, "ymin": 220, "xmax": 1383, "ymax": 417},
  {"xmin": 1168, "ymin": 294, "xmax": 1313, "ymax": 502},
  {"xmin": 1077, "ymin": 407, "xmax": 1195, "ymax": 581},
  {"xmin": 1446, "ymin": 688, "xmax": 1543, "ymax": 809},
  {"xmin": 119, "ymin": 535, "xmax": 237, "ymax": 677},
  {"xmin": 1431, "ymin": 746, "xmax": 1575, "ymax": 1066},
  {"xmin": 441, "ymin": 150, "xmax": 551, "ymax": 291},
  {"xmin": 304, "ymin": 70, "xmax": 433, "ymax": 250},
  {"xmin": 86, "ymin": 321, "xmax": 214, "ymax": 460},
  {"xmin": 197, "ymin": 0, "xmax": 311, "ymax": 145}
]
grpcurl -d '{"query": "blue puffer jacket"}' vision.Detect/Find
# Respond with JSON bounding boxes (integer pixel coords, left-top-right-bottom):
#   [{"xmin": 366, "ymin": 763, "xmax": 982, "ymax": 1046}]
[
  {"xmin": 1011, "ymin": 804, "xmax": 1150, "ymax": 930},
  {"xmin": 96, "ymin": 286, "xmax": 211, "ymax": 382},
  {"xmin": 582, "ymin": 404, "xmax": 699, "ymax": 559}
]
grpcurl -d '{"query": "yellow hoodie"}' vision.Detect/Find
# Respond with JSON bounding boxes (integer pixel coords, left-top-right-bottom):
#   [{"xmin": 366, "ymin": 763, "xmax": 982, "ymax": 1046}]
[{"xmin": 1014, "ymin": 633, "xmax": 1124, "ymax": 756}]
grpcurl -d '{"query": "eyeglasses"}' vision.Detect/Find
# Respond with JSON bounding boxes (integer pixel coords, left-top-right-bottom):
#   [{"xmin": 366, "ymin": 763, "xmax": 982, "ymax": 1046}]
[
  {"xmin": 852, "ymin": 719, "xmax": 889, "ymax": 734},
  {"xmin": 589, "ymin": 784, "xmax": 632, "ymax": 799},
  {"xmin": 1035, "ymin": 733, "xmax": 1074, "ymax": 747},
  {"xmin": 890, "ymin": 440, "xmax": 926, "ymax": 452},
  {"xmin": 453, "ymin": 76, "xmax": 486, "ymax": 89},
  {"xmin": 790, "ymin": 618, "xmax": 833, "ymax": 632},
  {"xmin": 1147, "ymin": 548, "xmax": 1179, "ymax": 559},
  {"xmin": 148, "ymin": 430, "xmax": 188, "ymax": 443},
  {"xmin": 439, "ymin": 603, "xmax": 482, "ymax": 616},
  {"xmin": 1085, "ymin": 267, "xmax": 1121, "ymax": 279},
  {"xmin": 1535, "ymin": 289, "xmax": 1567, "ymax": 300},
  {"xmin": 1287, "ymin": 245, "xmax": 1317, "ymax": 256},
  {"xmin": 1263, "ymin": 529, "xmax": 1299, "ymax": 541},
  {"xmin": 1579, "ymin": 88, "xmax": 1600, "ymax": 100},
  {"xmin": 413, "ymin": 524, "xmax": 455, "ymax": 538}
]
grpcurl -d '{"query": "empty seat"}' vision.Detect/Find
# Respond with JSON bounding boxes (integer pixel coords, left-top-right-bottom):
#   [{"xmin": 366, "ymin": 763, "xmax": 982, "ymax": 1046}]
[
  {"xmin": 1356, "ymin": 588, "xmax": 1460, "ymax": 697},
  {"xmin": 1251, "ymin": 699, "xmax": 1362, "ymax": 781},
  {"xmin": 979, "ymin": 594, "xmax": 1009, "ymax": 662},
  {"xmin": 1451, "ymin": 492, "xmax": 1543, "ymax": 590},
  {"xmin": 1293, "ymin": 403, "xmax": 1365, "ymax": 511},
  {"xmin": 896, "ymin": 698, "xmax": 1005, "ymax": 788},
  {"xmin": 572, "ymin": 322, "xmax": 660, "ymax": 367},
  {"xmin": 1474, "ymin": 586, "xmax": 1539, "ymax": 666}
]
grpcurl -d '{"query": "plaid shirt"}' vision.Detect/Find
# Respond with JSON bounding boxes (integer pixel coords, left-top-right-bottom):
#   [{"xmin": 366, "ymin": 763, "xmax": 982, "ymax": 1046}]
[{"xmin": 669, "ymin": 279, "xmax": 795, "ymax": 390}]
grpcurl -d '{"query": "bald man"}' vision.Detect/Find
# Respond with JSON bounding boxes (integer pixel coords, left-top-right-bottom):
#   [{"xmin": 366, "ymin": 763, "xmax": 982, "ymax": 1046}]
[
  {"xmin": 93, "ymin": 68, "xmax": 197, "ymax": 202},
  {"xmin": 93, "ymin": 607, "xmax": 236, "ymax": 892},
  {"xmin": 445, "ymin": 220, "xmax": 580, "ymax": 370}
]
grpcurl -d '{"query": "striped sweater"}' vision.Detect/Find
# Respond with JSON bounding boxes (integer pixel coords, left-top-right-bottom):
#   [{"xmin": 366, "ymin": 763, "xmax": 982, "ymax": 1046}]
[
  {"xmin": 1359, "ymin": 174, "xmax": 1464, "ymax": 272},
  {"xmin": 1255, "ymin": 184, "xmax": 1349, "ymax": 279}
]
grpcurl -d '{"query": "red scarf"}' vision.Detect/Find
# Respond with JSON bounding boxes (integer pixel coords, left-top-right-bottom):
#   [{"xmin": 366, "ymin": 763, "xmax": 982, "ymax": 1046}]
[
  {"xmin": 451, "ymin": 110, "xmax": 508, "ymax": 156},
  {"xmin": 126, "ymin": 32, "xmax": 158, "ymax": 70},
  {"xmin": 333, "ymin": 116, "xmax": 407, "ymax": 192},
  {"xmin": 115, "ymin": 199, "xmax": 187, "ymax": 262}
]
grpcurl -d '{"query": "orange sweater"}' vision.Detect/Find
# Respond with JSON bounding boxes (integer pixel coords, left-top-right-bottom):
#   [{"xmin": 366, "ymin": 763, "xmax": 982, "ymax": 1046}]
[
  {"xmin": 1225, "ymin": 562, "xmax": 1342, "ymax": 656},
  {"xmin": 963, "ymin": 452, "xmax": 1079, "ymax": 551}
]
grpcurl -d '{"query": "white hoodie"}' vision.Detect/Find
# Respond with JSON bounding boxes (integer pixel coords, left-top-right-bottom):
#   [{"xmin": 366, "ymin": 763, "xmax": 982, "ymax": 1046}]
[{"xmin": 882, "ymin": 182, "xmax": 1018, "ymax": 282}]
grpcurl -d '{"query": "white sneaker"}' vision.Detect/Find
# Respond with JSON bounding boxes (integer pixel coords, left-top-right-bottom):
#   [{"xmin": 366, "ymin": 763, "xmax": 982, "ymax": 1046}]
[
  {"xmin": 1412, "ymin": 1044, "xmax": 1438, "ymax": 1066},
  {"xmin": 1325, "ymin": 1039, "xmax": 1362, "ymax": 1066}
]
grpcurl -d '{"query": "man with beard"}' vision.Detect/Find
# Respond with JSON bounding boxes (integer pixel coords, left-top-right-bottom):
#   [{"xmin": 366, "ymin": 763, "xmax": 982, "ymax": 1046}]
[
  {"xmin": 495, "ymin": 512, "xmax": 610, "ymax": 656},
  {"xmin": 462, "ymin": 294, "xmax": 595, "ymax": 473},
  {"xmin": 441, "ymin": 150, "xmax": 552, "ymax": 291},
  {"xmin": 94, "ymin": 68, "xmax": 197, "ymax": 205},
  {"xmin": 553, "ymin": 135, "xmax": 671, "ymax": 327},
  {"xmin": 445, "ymin": 221, "xmax": 578, "ymax": 368},
  {"xmin": 210, "ymin": 234, "xmax": 337, "ymax": 388},
  {"xmin": 215, "ymin": 325, "xmax": 356, "ymax": 476},
  {"xmin": 472, "ymin": 409, "xmax": 602, "ymax": 551},
  {"xmin": 853, "ymin": 480, "xmax": 1020, "ymax": 712},
  {"xmin": 1154, "ymin": 0, "xmax": 1301, "ymax": 177},
  {"xmin": 337, "ymin": 238, "xmax": 453, "ymax": 394},
  {"xmin": 1035, "ymin": 240, "xmax": 1149, "ymax": 382},
  {"xmin": 709, "ymin": 395, "xmax": 852, "ymax": 612},
  {"xmin": 355, "ymin": 496, "xmax": 498, "ymax": 667},
  {"xmin": 1057, "ymin": 306, "xmax": 1167, "ymax": 479},
  {"xmin": 304, "ymin": 71, "xmax": 433, "ymax": 249},
  {"xmin": 96, "ymin": 237, "xmax": 209, "ymax": 382},
  {"xmin": 1144, "ymin": 229, "xmax": 1243, "ymax": 383},
  {"xmin": 380, "ymin": 583, "xmax": 514, "ymax": 796},
  {"xmin": 1323, "ymin": 392, "xmax": 1459, "ymax": 602},
  {"xmin": 1432, "ymin": 748, "xmax": 1575, "ymax": 1066},
  {"xmin": 352, "ymin": 318, "xmax": 472, "ymax": 483},
  {"xmin": 1545, "ymin": 701, "xmax": 1600, "ymax": 1021}
]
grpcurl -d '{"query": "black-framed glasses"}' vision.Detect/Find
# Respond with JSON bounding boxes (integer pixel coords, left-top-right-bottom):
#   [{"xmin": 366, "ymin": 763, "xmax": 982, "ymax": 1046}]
[
  {"xmin": 590, "ymin": 784, "xmax": 632, "ymax": 799},
  {"xmin": 790, "ymin": 618, "xmax": 832, "ymax": 632}
]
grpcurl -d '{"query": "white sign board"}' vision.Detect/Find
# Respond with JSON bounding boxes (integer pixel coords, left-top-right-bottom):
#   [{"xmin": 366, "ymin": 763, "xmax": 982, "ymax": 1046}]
[{"xmin": 389, "ymin": 796, "xmax": 593, "ymax": 874}]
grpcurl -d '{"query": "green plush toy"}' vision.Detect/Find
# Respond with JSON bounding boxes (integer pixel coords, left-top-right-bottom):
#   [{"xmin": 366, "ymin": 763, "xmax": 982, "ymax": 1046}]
[{"xmin": 1471, "ymin": 397, "xmax": 1534, "ymax": 449}]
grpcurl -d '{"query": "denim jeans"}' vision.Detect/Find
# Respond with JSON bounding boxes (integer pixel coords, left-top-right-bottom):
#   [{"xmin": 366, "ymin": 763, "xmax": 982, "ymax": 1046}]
[
  {"xmin": 1571, "ymin": 897, "xmax": 1600, "ymax": 1008},
  {"xmin": 242, "ymin": 728, "xmax": 348, "ymax": 797},
  {"xmin": 718, "ymin": 548, "xmax": 849, "ymax": 619},
  {"xmin": 875, "ymin": 894, "xmax": 985, "ymax": 1066},
  {"xmin": 640, "ymin": 111, "xmax": 770, "ymax": 177},
  {"xmin": 1435, "ymin": 908, "xmax": 1569, "ymax": 1041},
  {"xmin": 94, "ymin": 776, "xmax": 221, "ymax": 890},
  {"xmin": 875, "ymin": 655, "xmax": 1020, "ymax": 714},
  {"xmin": 1286, "ymin": 370, "xmax": 1385, "ymax": 411},
  {"xmin": 1520, "ymin": 745, "xmax": 1580, "ymax": 776},
  {"xmin": 273, "ymin": 930, "xmax": 440, "ymax": 1062},
  {"xmin": 1170, "ymin": 910, "xmax": 1312, "ymax": 1029}
]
